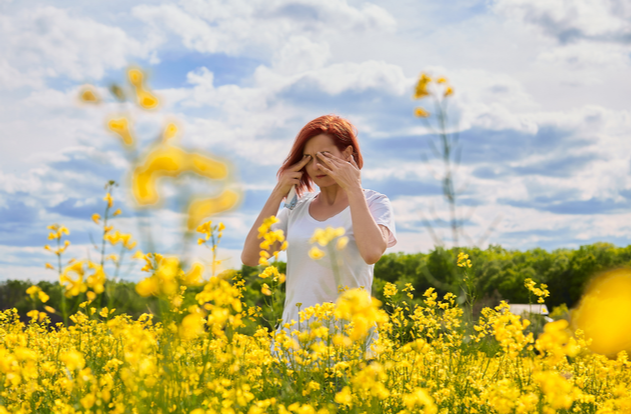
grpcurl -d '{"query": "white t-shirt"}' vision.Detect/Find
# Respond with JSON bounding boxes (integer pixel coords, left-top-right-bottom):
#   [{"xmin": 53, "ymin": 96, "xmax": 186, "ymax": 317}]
[{"xmin": 272, "ymin": 189, "xmax": 397, "ymax": 328}]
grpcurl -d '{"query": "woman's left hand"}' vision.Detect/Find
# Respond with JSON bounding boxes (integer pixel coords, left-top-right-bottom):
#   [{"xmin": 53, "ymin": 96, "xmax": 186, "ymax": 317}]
[{"xmin": 315, "ymin": 152, "xmax": 362, "ymax": 192}]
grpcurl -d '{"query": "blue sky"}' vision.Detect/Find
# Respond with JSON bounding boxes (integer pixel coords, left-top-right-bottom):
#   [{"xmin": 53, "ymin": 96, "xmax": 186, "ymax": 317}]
[{"xmin": 0, "ymin": 0, "xmax": 629, "ymax": 282}]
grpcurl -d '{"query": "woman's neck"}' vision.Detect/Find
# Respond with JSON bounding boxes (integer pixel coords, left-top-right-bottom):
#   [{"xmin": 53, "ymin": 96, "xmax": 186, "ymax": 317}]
[{"xmin": 317, "ymin": 184, "xmax": 348, "ymax": 206}]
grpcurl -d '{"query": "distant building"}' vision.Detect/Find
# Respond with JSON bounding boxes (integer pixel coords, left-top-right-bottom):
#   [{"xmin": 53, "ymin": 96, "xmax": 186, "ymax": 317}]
[{"xmin": 508, "ymin": 304, "xmax": 553, "ymax": 322}]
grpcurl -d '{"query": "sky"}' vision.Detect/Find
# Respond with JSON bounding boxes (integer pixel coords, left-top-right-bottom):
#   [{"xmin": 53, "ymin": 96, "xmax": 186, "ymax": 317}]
[{"xmin": 0, "ymin": 0, "xmax": 630, "ymax": 282}]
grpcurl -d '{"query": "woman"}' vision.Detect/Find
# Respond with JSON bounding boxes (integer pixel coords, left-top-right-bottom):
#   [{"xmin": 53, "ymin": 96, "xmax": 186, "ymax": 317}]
[{"xmin": 241, "ymin": 115, "xmax": 397, "ymax": 339}]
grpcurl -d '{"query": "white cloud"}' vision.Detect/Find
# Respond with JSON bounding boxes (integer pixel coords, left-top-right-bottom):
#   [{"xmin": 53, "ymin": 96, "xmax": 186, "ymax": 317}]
[
  {"xmin": 132, "ymin": 0, "xmax": 395, "ymax": 61},
  {"xmin": 273, "ymin": 37, "xmax": 331, "ymax": 75},
  {"xmin": 537, "ymin": 41, "xmax": 629, "ymax": 70},
  {"xmin": 0, "ymin": 6, "xmax": 158, "ymax": 83},
  {"xmin": 492, "ymin": 0, "xmax": 630, "ymax": 44}
]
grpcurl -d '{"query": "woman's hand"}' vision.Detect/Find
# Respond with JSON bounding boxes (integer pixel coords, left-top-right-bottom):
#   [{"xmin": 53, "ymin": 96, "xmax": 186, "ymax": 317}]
[
  {"xmin": 274, "ymin": 155, "xmax": 311, "ymax": 197},
  {"xmin": 315, "ymin": 152, "xmax": 361, "ymax": 192}
]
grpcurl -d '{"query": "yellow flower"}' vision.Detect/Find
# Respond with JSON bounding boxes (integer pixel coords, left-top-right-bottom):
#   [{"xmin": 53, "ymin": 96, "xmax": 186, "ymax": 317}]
[
  {"xmin": 107, "ymin": 118, "xmax": 134, "ymax": 146},
  {"xmin": 38, "ymin": 291, "xmax": 50, "ymax": 303},
  {"xmin": 572, "ymin": 268, "xmax": 631, "ymax": 357},
  {"xmin": 80, "ymin": 394, "xmax": 96, "ymax": 410},
  {"xmin": 336, "ymin": 236, "xmax": 349, "ymax": 250},
  {"xmin": 335, "ymin": 288, "xmax": 388, "ymax": 341},
  {"xmin": 180, "ymin": 312, "xmax": 205, "ymax": 340},
  {"xmin": 103, "ymin": 193, "xmax": 113, "ymax": 208},
  {"xmin": 131, "ymin": 144, "xmax": 238, "ymax": 229},
  {"xmin": 258, "ymin": 216, "xmax": 280, "ymax": 238},
  {"xmin": 383, "ymin": 282, "xmax": 398, "ymax": 298},
  {"xmin": 128, "ymin": 68, "xmax": 144, "ymax": 87},
  {"xmin": 261, "ymin": 283, "xmax": 272, "ymax": 296},
  {"xmin": 26, "ymin": 285, "xmax": 40, "ymax": 297},
  {"xmin": 414, "ymin": 107, "xmax": 430, "ymax": 118},
  {"xmin": 457, "ymin": 252, "xmax": 472, "ymax": 268},
  {"xmin": 335, "ymin": 386, "xmax": 353, "ymax": 408},
  {"xmin": 402, "ymin": 388, "xmax": 437, "ymax": 413},
  {"xmin": 414, "ymin": 73, "xmax": 432, "ymax": 99},
  {"xmin": 308, "ymin": 246, "xmax": 325, "ymax": 260},
  {"xmin": 113, "ymin": 209, "xmax": 122, "ymax": 216},
  {"xmin": 78, "ymin": 86, "xmax": 100, "ymax": 103},
  {"xmin": 128, "ymin": 68, "xmax": 160, "ymax": 109},
  {"xmin": 91, "ymin": 213, "xmax": 100, "ymax": 224},
  {"xmin": 45, "ymin": 263, "xmax": 55, "ymax": 270},
  {"xmin": 436, "ymin": 77, "xmax": 447, "ymax": 84},
  {"xmin": 60, "ymin": 349, "xmax": 85, "ymax": 371},
  {"xmin": 444, "ymin": 86, "xmax": 454, "ymax": 97},
  {"xmin": 258, "ymin": 266, "xmax": 281, "ymax": 280},
  {"xmin": 163, "ymin": 122, "xmax": 179, "ymax": 142},
  {"xmin": 534, "ymin": 371, "xmax": 579, "ymax": 410},
  {"xmin": 182, "ymin": 263, "xmax": 204, "ymax": 286},
  {"xmin": 310, "ymin": 226, "xmax": 344, "ymax": 246},
  {"xmin": 44, "ymin": 306, "xmax": 55, "ymax": 313},
  {"xmin": 60, "ymin": 261, "xmax": 88, "ymax": 297},
  {"xmin": 136, "ymin": 276, "xmax": 160, "ymax": 297},
  {"xmin": 136, "ymin": 89, "xmax": 160, "ymax": 110}
]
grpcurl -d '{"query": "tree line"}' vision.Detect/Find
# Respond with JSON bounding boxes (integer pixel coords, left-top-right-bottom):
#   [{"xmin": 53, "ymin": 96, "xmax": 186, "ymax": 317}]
[{"xmin": 1, "ymin": 242, "xmax": 629, "ymax": 327}]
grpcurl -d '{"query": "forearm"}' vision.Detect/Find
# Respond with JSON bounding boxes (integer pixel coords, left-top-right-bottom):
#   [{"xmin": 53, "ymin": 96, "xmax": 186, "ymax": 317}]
[
  {"xmin": 241, "ymin": 188, "xmax": 286, "ymax": 266},
  {"xmin": 347, "ymin": 188, "xmax": 387, "ymax": 265}
]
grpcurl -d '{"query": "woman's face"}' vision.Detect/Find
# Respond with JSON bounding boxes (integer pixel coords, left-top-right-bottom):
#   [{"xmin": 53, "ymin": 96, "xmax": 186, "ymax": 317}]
[{"xmin": 302, "ymin": 134, "xmax": 352, "ymax": 187}]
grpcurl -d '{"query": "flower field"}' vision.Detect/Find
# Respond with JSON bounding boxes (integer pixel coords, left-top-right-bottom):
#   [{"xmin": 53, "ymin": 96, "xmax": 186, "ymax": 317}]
[{"xmin": 2, "ymin": 241, "xmax": 630, "ymax": 413}]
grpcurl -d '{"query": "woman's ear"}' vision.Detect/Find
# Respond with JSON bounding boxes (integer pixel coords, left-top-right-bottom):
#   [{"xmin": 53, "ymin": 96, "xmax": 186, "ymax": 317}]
[{"xmin": 344, "ymin": 145, "xmax": 354, "ymax": 160}]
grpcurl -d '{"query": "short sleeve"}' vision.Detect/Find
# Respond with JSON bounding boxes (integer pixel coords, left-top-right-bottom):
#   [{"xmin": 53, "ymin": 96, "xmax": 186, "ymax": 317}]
[
  {"xmin": 367, "ymin": 193, "xmax": 397, "ymax": 248},
  {"xmin": 271, "ymin": 205, "xmax": 289, "ymax": 236}
]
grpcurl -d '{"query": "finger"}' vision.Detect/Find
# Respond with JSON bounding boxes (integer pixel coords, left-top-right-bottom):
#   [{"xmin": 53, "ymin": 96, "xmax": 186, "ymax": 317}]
[
  {"xmin": 291, "ymin": 155, "xmax": 312, "ymax": 171},
  {"xmin": 316, "ymin": 161, "xmax": 332, "ymax": 174},
  {"xmin": 348, "ymin": 156, "xmax": 359, "ymax": 168},
  {"xmin": 316, "ymin": 152, "xmax": 335, "ymax": 166}
]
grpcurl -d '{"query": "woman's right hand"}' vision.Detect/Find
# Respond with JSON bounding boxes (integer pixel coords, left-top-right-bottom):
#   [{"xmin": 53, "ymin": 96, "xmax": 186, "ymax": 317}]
[{"xmin": 275, "ymin": 155, "xmax": 311, "ymax": 196}]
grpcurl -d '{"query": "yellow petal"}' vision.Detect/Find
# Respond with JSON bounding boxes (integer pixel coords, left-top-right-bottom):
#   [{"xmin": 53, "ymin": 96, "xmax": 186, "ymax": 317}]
[
  {"xmin": 336, "ymin": 236, "xmax": 349, "ymax": 250},
  {"xmin": 186, "ymin": 189, "xmax": 240, "ymax": 231},
  {"xmin": 413, "ymin": 73, "xmax": 432, "ymax": 99},
  {"xmin": 136, "ymin": 89, "xmax": 159, "ymax": 110},
  {"xmin": 79, "ymin": 86, "xmax": 100, "ymax": 103},
  {"xmin": 414, "ymin": 107, "xmax": 430, "ymax": 118},
  {"xmin": 163, "ymin": 122, "xmax": 179, "ymax": 142},
  {"xmin": 191, "ymin": 153, "xmax": 229, "ymax": 180},
  {"xmin": 107, "ymin": 118, "xmax": 134, "ymax": 146},
  {"xmin": 308, "ymin": 246, "xmax": 325, "ymax": 260},
  {"xmin": 128, "ymin": 68, "xmax": 144, "ymax": 87}
]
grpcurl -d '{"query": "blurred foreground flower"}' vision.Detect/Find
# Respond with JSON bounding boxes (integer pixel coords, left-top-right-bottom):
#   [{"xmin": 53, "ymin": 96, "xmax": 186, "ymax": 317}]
[
  {"xmin": 107, "ymin": 117, "xmax": 135, "ymax": 146},
  {"xmin": 132, "ymin": 130, "xmax": 240, "ymax": 230},
  {"xmin": 572, "ymin": 267, "xmax": 631, "ymax": 357},
  {"xmin": 128, "ymin": 68, "xmax": 159, "ymax": 109}
]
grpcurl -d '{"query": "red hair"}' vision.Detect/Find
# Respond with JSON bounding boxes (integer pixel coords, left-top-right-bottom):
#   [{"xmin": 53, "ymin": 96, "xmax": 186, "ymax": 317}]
[{"xmin": 278, "ymin": 115, "xmax": 364, "ymax": 197}]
